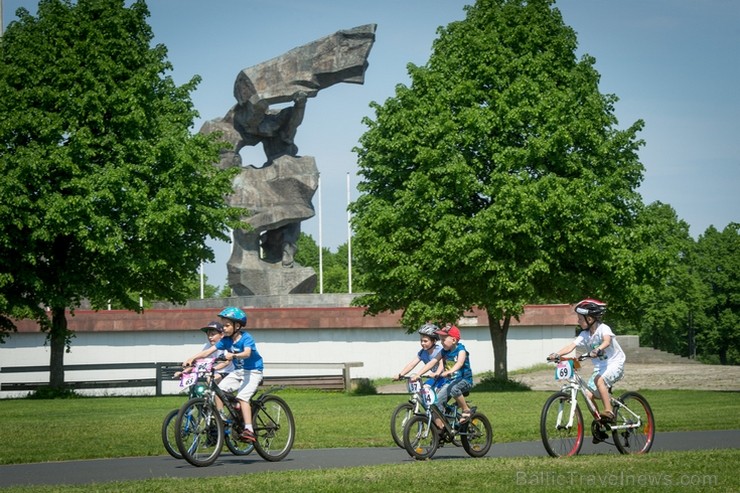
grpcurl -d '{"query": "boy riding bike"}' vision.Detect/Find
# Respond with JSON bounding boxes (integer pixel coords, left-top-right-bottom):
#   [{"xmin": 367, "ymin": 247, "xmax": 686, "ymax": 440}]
[
  {"xmin": 548, "ymin": 299, "xmax": 625, "ymax": 424},
  {"xmin": 393, "ymin": 323, "xmax": 446, "ymax": 388},
  {"xmin": 184, "ymin": 307, "xmax": 263, "ymax": 443}
]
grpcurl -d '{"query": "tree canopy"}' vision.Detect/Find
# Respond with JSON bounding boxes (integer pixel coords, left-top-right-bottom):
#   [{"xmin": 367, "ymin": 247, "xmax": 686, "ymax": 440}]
[
  {"xmin": 349, "ymin": 0, "xmax": 647, "ymax": 379},
  {"xmin": 0, "ymin": 0, "xmax": 240, "ymax": 386}
]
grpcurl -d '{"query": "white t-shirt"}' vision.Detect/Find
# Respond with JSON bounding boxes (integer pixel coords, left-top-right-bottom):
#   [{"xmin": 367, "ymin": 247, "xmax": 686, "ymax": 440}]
[{"xmin": 574, "ymin": 323, "xmax": 626, "ymax": 371}]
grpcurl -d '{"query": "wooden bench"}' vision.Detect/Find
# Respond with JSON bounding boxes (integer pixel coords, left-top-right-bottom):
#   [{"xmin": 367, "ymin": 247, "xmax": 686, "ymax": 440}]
[{"xmin": 0, "ymin": 361, "xmax": 364, "ymax": 395}]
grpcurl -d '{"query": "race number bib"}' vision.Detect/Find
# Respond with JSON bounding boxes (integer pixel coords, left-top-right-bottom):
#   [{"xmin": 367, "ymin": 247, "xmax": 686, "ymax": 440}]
[
  {"xmin": 407, "ymin": 379, "xmax": 422, "ymax": 394},
  {"xmin": 179, "ymin": 358, "xmax": 214, "ymax": 387},
  {"xmin": 419, "ymin": 385, "xmax": 437, "ymax": 407},
  {"xmin": 193, "ymin": 358, "xmax": 214, "ymax": 373},
  {"xmin": 555, "ymin": 360, "xmax": 574, "ymax": 380},
  {"xmin": 179, "ymin": 372, "xmax": 197, "ymax": 388}
]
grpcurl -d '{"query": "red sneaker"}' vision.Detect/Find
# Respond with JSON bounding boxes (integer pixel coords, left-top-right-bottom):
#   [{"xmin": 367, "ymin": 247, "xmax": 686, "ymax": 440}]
[{"xmin": 239, "ymin": 429, "xmax": 256, "ymax": 443}]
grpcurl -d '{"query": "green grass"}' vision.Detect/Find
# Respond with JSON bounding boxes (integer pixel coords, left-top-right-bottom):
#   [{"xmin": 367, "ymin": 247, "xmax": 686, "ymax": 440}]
[
  {"xmin": 1, "ymin": 450, "xmax": 738, "ymax": 493},
  {"xmin": 0, "ymin": 389, "xmax": 738, "ymax": 465},
  {"xmin": 0, "ymin": 389, "xmax": 738, "ymax": 493}
]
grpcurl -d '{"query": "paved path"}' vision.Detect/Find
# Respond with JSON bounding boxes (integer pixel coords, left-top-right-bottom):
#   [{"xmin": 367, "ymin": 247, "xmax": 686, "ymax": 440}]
[{"xmin": 1, "ymin": 430, "xmax": 738, "ymax": 488}]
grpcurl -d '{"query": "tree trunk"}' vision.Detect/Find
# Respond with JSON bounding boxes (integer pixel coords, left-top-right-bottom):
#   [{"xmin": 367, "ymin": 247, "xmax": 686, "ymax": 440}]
[
  {"xmin": 486, "ymin": 311, "xmax": 511, "ymax": 381},
  {"xmin": 719, "ymin": 347, "xmax": 727, "ymax": 366},
  {"xmin": 48, "ymin": 307, "xmax": 68, "ymax": 389}
]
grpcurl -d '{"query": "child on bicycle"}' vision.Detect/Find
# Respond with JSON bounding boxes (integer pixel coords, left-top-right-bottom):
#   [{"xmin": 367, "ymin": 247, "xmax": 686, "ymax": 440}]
[
  {"xmin": 411, "ymin": 324, "xmax": 474, "ymax": 427},
  {"xmin": 175, "ymin": 321, "xmax": 234, "ymax": 383},
  {"xmin": 184, "ymin": 307, "xmax": 263, "ymax": 443},
  {"xmin": 548, "ymin": 298, "xmax": 626, "ymax": 423},
  {"xmin": 393, "ymin": 323, "xmax": 446, "ymax": 389}
]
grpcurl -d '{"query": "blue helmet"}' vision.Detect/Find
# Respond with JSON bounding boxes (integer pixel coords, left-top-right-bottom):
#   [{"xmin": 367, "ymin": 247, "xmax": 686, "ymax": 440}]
[{"xmin": 218, "ymin": 307, "xmax": 247, "ymax": 327}]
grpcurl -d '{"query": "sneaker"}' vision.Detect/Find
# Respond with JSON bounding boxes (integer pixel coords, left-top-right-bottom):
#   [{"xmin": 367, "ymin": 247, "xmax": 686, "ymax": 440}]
[
  {"xmin": 599, "ymin": 410, "xmax": 616, "ymax": 424},
  {"xmin": 239, "ymin": 429, "xmax": 257, "ymax": 443},
  {"xmin": 592, "ymin": 428, "xmax": 609, "ymax": 444}
]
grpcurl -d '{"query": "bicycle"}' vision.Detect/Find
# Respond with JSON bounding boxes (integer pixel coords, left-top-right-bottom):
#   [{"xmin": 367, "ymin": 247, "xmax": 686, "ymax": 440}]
[
  {"xmin": 390, "ymin": 376, "xmax": 461, "ymax": 449},
  {"xmin": 162, "ymin": 359, "xmax": 254, "ymax": 460},
  {"xmin": 174, "ymin": 358, "xmax": 296, "ymax": 467},
  {"xmin": 402, "ymin": 379, "xmax": 492, "ymax": 460},
  {"xmin": 541, "ymin": 354, "xmax": 655, "ymax": 457}
]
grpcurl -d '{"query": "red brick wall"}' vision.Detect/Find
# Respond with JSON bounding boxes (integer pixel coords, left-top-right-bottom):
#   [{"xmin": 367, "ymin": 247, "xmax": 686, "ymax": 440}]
[{"xmin": 12, "ymin": 304, "xmax": 575, "ymax": 333}]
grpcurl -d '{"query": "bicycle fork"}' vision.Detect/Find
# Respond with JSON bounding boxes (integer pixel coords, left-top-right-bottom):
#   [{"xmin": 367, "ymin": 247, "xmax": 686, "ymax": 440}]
[{"xmin": 556, "ymin": 388, "xmax": 580, "ymax": 430}]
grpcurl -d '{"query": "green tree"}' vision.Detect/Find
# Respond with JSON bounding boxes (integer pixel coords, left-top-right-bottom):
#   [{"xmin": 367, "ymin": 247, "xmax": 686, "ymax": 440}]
[
  {"xmin": 693, "ymin": 223, "xmax": 739, "ymax": 365},
  {"xmin": 612, "ymin": 202, "xmax": 707, "ymax": 357},
  {"xmin": 349, "ymin": 0, "xmax": 645, "ymax": 380},
  {"xmin": 0, "ymin": 0, "xmax": 240, "ymax": 389},
  {"xmin": 294, "ymin": 233, "xmax": 362, "ymax": 294}
]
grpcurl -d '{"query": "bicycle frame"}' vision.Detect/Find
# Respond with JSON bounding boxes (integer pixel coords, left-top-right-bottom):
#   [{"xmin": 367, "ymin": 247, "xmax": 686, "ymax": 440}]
[
  {"xmin": 554, "ymin": 358, "xmax": 643, "ymax": 434},
  {"xmin": 414, "ymin": 383, "xmax": 469, "ymax": 440}
]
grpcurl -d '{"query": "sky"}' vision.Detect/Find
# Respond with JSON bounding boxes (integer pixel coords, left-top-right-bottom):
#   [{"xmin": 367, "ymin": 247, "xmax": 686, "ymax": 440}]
[{"xmin": 3, "ymin": 0, "xmax": 739, "ymax": 290}]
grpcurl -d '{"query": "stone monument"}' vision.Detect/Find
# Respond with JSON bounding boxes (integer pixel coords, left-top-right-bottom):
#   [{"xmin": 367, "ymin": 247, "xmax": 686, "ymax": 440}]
[{"xmin": 201, "ymin": 24, "xmax": 376, "ymax": 295}]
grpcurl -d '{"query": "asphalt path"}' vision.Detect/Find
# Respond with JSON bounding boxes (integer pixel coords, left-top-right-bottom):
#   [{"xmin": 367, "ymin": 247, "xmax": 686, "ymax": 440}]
[{"xmin": 1, "ymin": 430, "xmax": 738, "ymax": 488}]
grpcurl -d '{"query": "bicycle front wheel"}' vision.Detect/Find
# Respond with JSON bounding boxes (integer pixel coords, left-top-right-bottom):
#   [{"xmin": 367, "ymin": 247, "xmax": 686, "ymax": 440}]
[
  {"xmin": 460, "ymin": 412, "xmax": 493, "ymax": 457},
  {"xmin": 612, "ymin": 391, "xmax": 655, "ymax": 455},
  {"xmin": 403, "ymin": 415, "xmax": 439, "ymax": 460},
  {"xmin": 251, "ymin": 394, "xmax": 295, "ymax": 462},
  {"xmin": 174, "ymin": 397, "xmax": 224, "ymax": 467},
  {"xmin": 161, "ymin": 409, "xmax": 183, "ymax": 459},
  {"xmin": 540, "ymin": 391, "xmax": 584, "ymax": 458},
  {"xmin": 390, "ymin": 402, "xmax": 415, "ymax": 448}
]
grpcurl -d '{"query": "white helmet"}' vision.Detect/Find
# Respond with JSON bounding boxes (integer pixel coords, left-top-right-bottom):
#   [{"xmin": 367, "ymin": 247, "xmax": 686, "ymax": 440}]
[{"xmin": 417, "ymin": 323, "xmax": 440, "ymax": 340}]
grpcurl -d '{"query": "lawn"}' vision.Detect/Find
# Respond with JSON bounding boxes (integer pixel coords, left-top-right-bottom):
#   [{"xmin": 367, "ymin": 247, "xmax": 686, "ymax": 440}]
[{"xmin": 0, "ymin": 388, "xmax": 737, "ymax": 464}]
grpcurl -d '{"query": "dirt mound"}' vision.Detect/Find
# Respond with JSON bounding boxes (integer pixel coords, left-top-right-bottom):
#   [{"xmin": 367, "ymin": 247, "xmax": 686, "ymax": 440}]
[{"xmin": 514, "ymin": 362, "xmax": 740, "ymax": 392}]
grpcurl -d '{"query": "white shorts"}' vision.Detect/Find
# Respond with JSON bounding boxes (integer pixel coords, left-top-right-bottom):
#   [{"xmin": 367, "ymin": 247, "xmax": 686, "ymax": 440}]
[
  {"xmin": 218, "ymin": 368, "xmax": 263, "ymax": 402},
  {"xmin": 588, "ymin": 365, "xmax": 624, "ymax": 392}
]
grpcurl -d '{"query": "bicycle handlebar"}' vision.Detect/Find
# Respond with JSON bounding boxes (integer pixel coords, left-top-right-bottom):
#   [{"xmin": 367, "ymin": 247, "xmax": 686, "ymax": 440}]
[{"xmin": 547, "ymin": 353, "xmax": 589, "ymax": 363}]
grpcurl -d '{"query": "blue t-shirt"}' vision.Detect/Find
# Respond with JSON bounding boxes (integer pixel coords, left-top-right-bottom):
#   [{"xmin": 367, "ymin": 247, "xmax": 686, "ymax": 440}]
[
  {"xmin": 441, "ymin": 342, "xmax": 473, "ymax": 385},
  {"xmin": 418, "ymin": 344, "xmax": 447, "ymax": 388},
  {"xmin": 216, "ymin": 331, "xmax": 263, "ymax": 371}
]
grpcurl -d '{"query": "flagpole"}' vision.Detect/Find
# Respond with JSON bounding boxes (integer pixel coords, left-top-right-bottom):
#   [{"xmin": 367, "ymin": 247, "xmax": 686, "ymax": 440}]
[
  {"xmin": 199, "ymin": 261, "xmax": 205, "ymax": 299},
  {"xmin": 347, "ymin": 173, "xmax": 352, "ymax": 294},
  {"xmin": 318, "ymin": 175, "xmax": 324, "ymax": 294}
]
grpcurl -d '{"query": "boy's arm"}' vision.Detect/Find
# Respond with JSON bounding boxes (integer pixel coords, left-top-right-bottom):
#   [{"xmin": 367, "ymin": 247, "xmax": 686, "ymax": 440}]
[
  {"xmin": 588, "ymin": 334, "xmax": 611, "ymax": 357},
  {"xmin": 183, "ymin": 345, "xmax": 217, "ymax": 367},
  {"xmin": 395, "ymin": 357, "xmax": 422, "ymax": 380},
  {"xmin": 410, "ymin": 354, "xmax": 442, "ymax": 381},
  {"xmin": 549, "ymin": 342, "xmax": 577, "ymax": 360},
  {"xmin": 442, "ymin": 350, "xmax": 466, "ymax": 377}
]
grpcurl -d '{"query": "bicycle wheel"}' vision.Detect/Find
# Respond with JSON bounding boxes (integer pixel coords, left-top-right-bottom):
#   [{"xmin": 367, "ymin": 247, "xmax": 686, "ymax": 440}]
[
  {"xmin": 161, "ymin": 409, "xmax": 183, "ymax": 459},
  {"xmin": 612, "ymin": 391, "xmax": 655, "ymax": 455},
  {"xmin": 251, "ymin": 394, "xmax": 295, "ymax": 462},
  {"xmin": 460, "ymin": 412, "xmax": 492, "ymax": 457},
  {"xmin": 540, "ymin": 391, "xmax": 584, "ymax": 458},
  {"xmin": 174, "ymin": 397, "xmax": 224, "ymax": 467},
  {"xmin": 224, "ymin": 420, "xmax": 255, "ymax": 456},
  {"xmin": 390, "ymin": 402, "xmax": 415, "ymax": 448},
  {"xmin": 403, "ymin": 415, "xmax": 439, "ymax": 460}
]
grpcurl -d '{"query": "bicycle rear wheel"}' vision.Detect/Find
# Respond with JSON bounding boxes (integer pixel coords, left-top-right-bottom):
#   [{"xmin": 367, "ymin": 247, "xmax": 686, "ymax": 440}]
[
  {"xmin": 390, "ymin": 402, "xmax": 414, "ymax": 448},
  {"xmin": 403, "ymin": 415, "xmax": 439, "ymax": 460},
  {"xmin": 612, "ymin": 391, "xmax": 655, "ymax": 455},
  {"xmin": 251, "ymin": 394, "xmax": 295, "ymax": 462},
  {"xmin": 161, "ymin": 409, "xmax": 182, "ymax": 459},
  {"xmin": 174, "ymin": 397, "xmax": 224, "ymax": 467},
  {"xmin": 540, "ymin": 391, "xmax": 584, "ymax": 457},
  {"xmin": 460, "ymin": 412, "xmax": 492, "ymax": 457}
]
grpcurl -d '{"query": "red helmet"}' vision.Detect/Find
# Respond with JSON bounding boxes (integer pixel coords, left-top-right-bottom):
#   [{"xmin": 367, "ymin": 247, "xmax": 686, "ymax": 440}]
[{"xmin": 574, "ymin": 299, "xmax": 607, "ymax": 318}]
